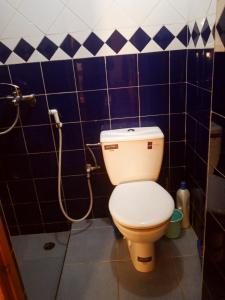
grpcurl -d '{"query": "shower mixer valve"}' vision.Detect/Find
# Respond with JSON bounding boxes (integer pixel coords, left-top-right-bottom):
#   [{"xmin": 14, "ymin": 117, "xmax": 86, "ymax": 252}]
[{"xmin": 0, "ymin": 83, "xmax": 36, "ymax": 107}]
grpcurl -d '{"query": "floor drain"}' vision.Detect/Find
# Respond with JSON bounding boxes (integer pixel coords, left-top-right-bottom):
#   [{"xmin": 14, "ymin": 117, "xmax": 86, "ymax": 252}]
[{"xmin": 43, "ymin": 242, "xmax": 55, "ymax": 250}]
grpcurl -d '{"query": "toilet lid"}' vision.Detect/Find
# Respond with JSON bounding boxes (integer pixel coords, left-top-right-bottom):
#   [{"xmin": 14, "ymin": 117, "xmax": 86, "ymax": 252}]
[{"xmin": 109, "ymin": 181, "xmax": 174, "ymax": 229}]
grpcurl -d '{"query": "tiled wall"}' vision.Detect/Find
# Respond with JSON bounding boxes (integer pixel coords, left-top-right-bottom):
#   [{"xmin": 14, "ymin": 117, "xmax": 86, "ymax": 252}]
[
  {"xmin": 185, "ymin": 47, "xmax": 213, "ymax": 241},
  {"xmin": 0, "ymin": 0, "xmax": 218, "ymax": 236},
  {"xmin": 0, "ymin": 49, "xmax": 187, "ymax": 234},
  {"xmin": 0, "ymin": 0, "xmax": 215, "ymax": 65},
  {"xmin": 202, "ymin": 1, "xmax": 225, "ymax": 299}
]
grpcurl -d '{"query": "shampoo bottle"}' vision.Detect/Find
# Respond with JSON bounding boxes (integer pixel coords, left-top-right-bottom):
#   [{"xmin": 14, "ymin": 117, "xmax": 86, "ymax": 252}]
[{"xmin": 176, "ymin": 181, "xmax": 190, "ymax": 228}]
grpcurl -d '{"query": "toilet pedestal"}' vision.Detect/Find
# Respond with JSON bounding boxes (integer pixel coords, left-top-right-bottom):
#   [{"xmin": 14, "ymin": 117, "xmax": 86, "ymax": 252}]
[{"xmin": 127, "ymin": 239, "xmax": 155, "ymax": 272}]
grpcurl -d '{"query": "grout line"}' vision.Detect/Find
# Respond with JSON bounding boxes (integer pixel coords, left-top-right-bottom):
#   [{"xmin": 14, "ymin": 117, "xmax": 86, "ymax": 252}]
[
  {"xmin": 136, "ymin": 53, "xmax": 141, "ymax": 127},
  {"xmin": 6, "ymin": 183, "xmax": 21, "ymax": 235},
  {"xmin": 104, "ymin": 56, "xmax": 112, "ymax": 129}
]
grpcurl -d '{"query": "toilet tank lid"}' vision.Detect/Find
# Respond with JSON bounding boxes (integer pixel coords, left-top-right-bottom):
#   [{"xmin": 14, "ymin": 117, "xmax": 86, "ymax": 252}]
[{"xmin": 100, "ymin": 127, "xmax": 164, "ymax": 142}]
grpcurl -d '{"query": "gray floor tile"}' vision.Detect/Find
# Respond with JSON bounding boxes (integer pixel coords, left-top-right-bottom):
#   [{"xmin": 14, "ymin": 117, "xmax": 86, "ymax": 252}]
[
  {"xmin": 116, "ymin": 257, "xmax": 184, "ymax": 300},
  {"xmin": 12, "ymin": 231, "xmax": 70, "ymax": 262},
  {"xmin": 19, "ymin": 257, "xmax": 64, "ymax": 300},
  {"xmin": 156, "ymin": 227, "xmax": 198, "ymax": 258},
  {"xmin": 56, "ymin": 262, "xmax": 119, "ymax": 300},
  {"xmin": 71, "ymin": 218, "xmax": 112, "ymax": 231},
  {"xmin": 65, "ymin": 226, "xmax": 118, "ymax": 263},
  {"xmin": 174, "ymin": 256, "xmax": 202, "ymax": 300}
]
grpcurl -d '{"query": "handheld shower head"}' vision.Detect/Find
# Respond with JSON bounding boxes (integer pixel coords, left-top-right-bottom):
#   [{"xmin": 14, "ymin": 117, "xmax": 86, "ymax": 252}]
[{"xmin": 49, "ymin": 109, "xmax": 63, "ymax": 128}]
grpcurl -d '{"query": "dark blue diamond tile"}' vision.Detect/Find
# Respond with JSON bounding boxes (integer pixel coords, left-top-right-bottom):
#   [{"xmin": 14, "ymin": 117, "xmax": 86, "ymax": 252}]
[
  {"xmin": 14, "ymin": 38, "xmax": 35, "ymax": 61},
  {"xmin": 153, "ymin": 26, "xmax": 175, "ymax": 50},
  {"xmin": 0, "ymin": 42, "xmax": 11, "ymax": 63},
  {"xmin": 106, "ymin": 30, "xmax": 127, "ymax": 53},
  {"xmin": 192, "ymin": 22, "xmax": 200, "ymax": 46},
  {"xmin": 129, "ymin": 27, "xmax": 151, "ymax": 51},
  {"xmin": 177, "ymin": 25, "xmax": 189, "ymax": 47},
  {"xmin": 60, "ymin": 34, "xmax": 81, "ymax": 57},
  {"xmin": 216, "ymin": 8, "xmax": 225, "ymax": 47},
  {"xmin": 201, "ymin": 19, "xmax": 211, "ymax": 46},
  {"xmin": 37, "ymin": 37, "xmax": 58, "ymax": 60},
  {"xmin": 83, "ymin": 32, "xmax": 104, "ymax": 55}
]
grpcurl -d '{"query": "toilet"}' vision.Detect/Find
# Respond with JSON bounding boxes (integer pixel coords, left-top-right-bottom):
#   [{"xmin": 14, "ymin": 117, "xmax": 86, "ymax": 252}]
[{"xmin": 100, "ymin": 127, "xmax": 174, "ymax": 272}]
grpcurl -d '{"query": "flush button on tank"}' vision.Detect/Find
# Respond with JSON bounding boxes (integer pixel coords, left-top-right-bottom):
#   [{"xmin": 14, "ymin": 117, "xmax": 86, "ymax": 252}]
[{"xmin": 127, "ymin": 128, "xmax": 135, "ymax": 132}]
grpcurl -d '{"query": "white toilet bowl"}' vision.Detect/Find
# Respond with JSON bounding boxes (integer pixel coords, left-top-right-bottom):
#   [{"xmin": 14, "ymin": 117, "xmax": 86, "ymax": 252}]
[{"xmin": 109, "ymin": 181, "xmax": 174, "ymax": 272}]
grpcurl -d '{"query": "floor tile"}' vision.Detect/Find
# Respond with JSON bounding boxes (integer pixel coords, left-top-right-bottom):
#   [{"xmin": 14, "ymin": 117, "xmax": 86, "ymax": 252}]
[
  {"xmin": 57, "ymin": 262, "xmax": 119, "ymax": 300},
  {"xmin": 12, "ymin": 231, "xmax": 70, "ymax": 261},
  {"xmin": 65, "ymin": 226, "xmax": 118, "ymax": 263},
  {"xmin": 19, "ymin": 257, "xmax": 64, "ymax": 300},
  {"xmin": 156, "ymin": 228, "xmax": 198, "ymax": 258},
  {"xmin": 174, "ymin": 256, "xmax": 202, "ymax": 300},
  {"xmin": 116, "ymin": 258, "xmax": 184, "ymax": 300},
  {"xmin": 71, "ymin": 217, "xmax": 112, "ymax": 231}
]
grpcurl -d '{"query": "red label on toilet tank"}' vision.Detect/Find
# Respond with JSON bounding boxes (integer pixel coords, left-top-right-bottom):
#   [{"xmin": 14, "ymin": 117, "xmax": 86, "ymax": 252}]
[
  {"xmin": 147, "ymin": 142, "xmax": 152, "ymax": 149},
  {"xmin": 104, "ymin": 144, "xmax": 118, "ymax": 150}
]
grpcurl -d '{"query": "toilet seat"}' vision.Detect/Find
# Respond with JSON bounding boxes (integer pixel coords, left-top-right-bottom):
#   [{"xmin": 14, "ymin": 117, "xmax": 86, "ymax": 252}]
[{"xmin": 109, "ymin": 181, "xmax": 174, "ymax": 229}]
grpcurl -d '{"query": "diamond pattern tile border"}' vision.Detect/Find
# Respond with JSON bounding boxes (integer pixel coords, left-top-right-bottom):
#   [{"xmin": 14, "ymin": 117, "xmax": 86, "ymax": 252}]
[{"xmin": 0, "ymin": 23, "xmax": 216, "ymax": 64}]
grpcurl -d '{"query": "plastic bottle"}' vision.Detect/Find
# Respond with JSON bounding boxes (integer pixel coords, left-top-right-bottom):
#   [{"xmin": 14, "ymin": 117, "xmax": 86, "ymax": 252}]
[{"xmin": 176, "ymin": 181, "xmax": 190, "ymax": 228}]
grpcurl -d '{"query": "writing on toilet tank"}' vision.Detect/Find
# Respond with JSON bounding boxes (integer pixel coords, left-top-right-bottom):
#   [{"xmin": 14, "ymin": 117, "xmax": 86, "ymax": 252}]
[
  {"xmin": 104, "ymin": 144, "xmax": 118, "ymax": 150},
  {"xmin": 147, "ymin": 142, "xmax": 152, "ymax": 149}
]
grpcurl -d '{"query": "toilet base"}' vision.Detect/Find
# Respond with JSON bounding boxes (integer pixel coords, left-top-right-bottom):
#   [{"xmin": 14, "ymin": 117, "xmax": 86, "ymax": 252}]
[{"xmin": 127, "ymin": 239, "xmax": 155, "ymax": 272}]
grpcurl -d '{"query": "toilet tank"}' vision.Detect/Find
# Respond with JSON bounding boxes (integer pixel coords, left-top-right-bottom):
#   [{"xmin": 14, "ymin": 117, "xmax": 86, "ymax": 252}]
[{"xmin": 100, "ymin": 127, "xmax": 164, "ymax": 185}]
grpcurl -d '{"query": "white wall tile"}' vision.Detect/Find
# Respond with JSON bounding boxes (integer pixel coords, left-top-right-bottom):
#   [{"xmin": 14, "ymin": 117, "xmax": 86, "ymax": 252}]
[
  {"xmin": 6, "ymin": 52, "xmax": 24, "ymax": 64},
  {"xmin": 207, "ymin": 0, "xmax": 217, "ymax": 16},
  {"xmin": 144, "ymin": 0, "xmax": 186, "ymax": 26},
  {"xmin": 94, "ymin": 2, "xmax": 136, "ymax": 30},
  {"xmin": 74, "ymin": 46, "xmax": 94, "ymax": 58},
  {"xmin": 48, "ymin": 7, "xmax": 89, "ymax": 34},
  {"xmin": 70, "ymin": 31, "xmax": 92, "ymax": 44},
  {"xmin": 17, "ymin": 0, "xmax": 64, "ymax": 33},
  {"xmin": 1, "ymin": 11, "xmax": 43, "ymax": 39},
  {"xmin": 188, "ymin": 0, "xmax": 212, "ymax": 22},
  {"xmin": 7, "ymin": 0, "xmax": 22, "ymax": 8},
  {"xmin": 65, "ymin": 0, "xmax": 113, "ymax": 29},
  {"xmin": 115, "ymin": 0, "xmax": 160, "ymax": 25},
  {"xmin": 51, "ymin": 48, "xmax": 71, "ymax": 60},
  {"xmin": 0, "ymin": 0, "xmax": 16, "ymax": 37},
  {"xmin": 28, "ymin": 50, "xmax": 48, "ymax": 63},
  {"xmin": 168, "ymin": 0, "xmax": 189, "ymax": 21}
]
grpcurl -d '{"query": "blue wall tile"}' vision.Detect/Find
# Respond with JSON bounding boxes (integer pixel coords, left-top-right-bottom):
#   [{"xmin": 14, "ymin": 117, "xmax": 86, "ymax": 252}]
[
  {"xmin": 170, "ymin": 83, "xmax": 186, "ymax": 113},
  {"xmin": 170, "ymin": 141, "xmax": 185, "ymax": 166},
  {"xmin": 109, "ymin": 87, "xmax": 139, "ymax": 118},
  {"xmin": 212, "ymin": 52, "xmax": 225, "ymax": 117},
  {"xmin": 53, "ymin": 123, "xmax": 83, "ymax": 150},
  {"xmin": 187, "ymin": 49, "xmax": 213, "ymax": 90},
  {"xmin": 111, "ymin": 117, "xmax": 139, "ymax": 129},
  {"xmin": 74, "ymin": 57, "xmax": 106, "ymax": 91},
  {"xmin": 42, "ymin": 60, "xmax": 75, "ymax": 93},
  {"xmin": 29, "ymin": 152, "xmax": 58, "ymax": 178},
  {"xmin": 82, "ymin": 120, "xmax": 110, "ymax": 144},
  {"xmin": 23, "ymin": 125, "xmax": 55, "ymax": 153},
  {"xmin": 14, "ymin": 203, "xmax": 42, "ymax": 225},
  {"xmin": 20, "ymin": 95, "xmax": 49, "ymax": 126},
  {"xmin": 140, "ymin": 115, "xmax": 169, "ymax": 141},
  {"xmin": 9, "ymin": 63, "xmax": 44, "ymax": 94},
  {"xmin": 106, "ymin": 54, "xmax": 137, "ymax": 88},
  {"xmin": 170, "ymin": 113, "xmax": 185, "ymax": 141},
  {"xmin": 78, "ymin": 90, "xmax": 109, "ymax": 121},
  {"xmin": 170, "ymin": 50, "xmax": 187, "ymax": 83},
  {"xmin": 0, "ymin": 127, "xmax": 26, "ymax": 154},
  {"xmin": 40, "ymin": 202, "xmax": 65, "ymax": 222},
  {"xmin": 61, "ymin": 150, "xmax": 85, "ymax": 175},
  {"xmin": 187, "ymin": 84, "xmax": 211, "ymax": 127},
  {"xmin": 140, "ymin": 84, "xmax": 169, "ymax": 115},
  {"xmin": 0, "ymin": 65, "xmax": 10, "ymax": 83},
  {"xmin": 139, "ymin": 52, "xmax": 169, "ymax": 85},
  {"xmin": 47, "ymin": 93, "xmax": 80, "ymax": 123},
  {"xmin": 62, "ymin": 175, "xmax": 89, "ymax": 199},
  {"xmin": 0, "ymin": 154, "xmax": 32, "ymax": 180},
  {"xmin": 8, "ymin": 180, "xmax": 36, "ymax": 203},
  {"xmin": 35, "ymin": 178, "xmax": 58, "ymax": 202}
]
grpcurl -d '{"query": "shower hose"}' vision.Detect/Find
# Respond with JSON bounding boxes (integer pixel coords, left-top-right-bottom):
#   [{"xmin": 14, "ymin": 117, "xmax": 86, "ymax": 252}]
[
  {"xmin": 0, "ymin": 105, "xmax": 19, "ymax": 135},
  {"xmin": 57, "ymin": 127, "xmax": 93, "ymax": 222}
]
